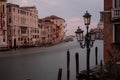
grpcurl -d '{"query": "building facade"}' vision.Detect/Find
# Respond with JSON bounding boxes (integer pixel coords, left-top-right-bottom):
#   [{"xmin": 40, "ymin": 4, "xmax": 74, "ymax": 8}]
[
  {"xmin": 94, "ymin": 12, "xmax": 104, "ymax": 40},
  {"xmin": 38, "ymin": 15, "xmax": 66, "ymax": 45},
  {"xmin": 0, "ymin": 0, "xmax": 7, "ymax": 48},
  {"xmin": 38, "ymin": 19, "xmax": 55, "ymax": 45},
  {"xmin": 7, "ymin": 3, "xmax": 39, "ymax": 48},
  {"xmin": 104, "ymin": 0, "xmax": 120, "ymax": 63},
  {"xmin": 44, "ymin": 15, "xmax": 66, "ymax": 43}
]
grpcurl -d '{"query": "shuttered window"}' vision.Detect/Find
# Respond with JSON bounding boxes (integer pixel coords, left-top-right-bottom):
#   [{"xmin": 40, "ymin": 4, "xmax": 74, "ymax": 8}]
[
  {"xmin": 115, "ymin": 0, "xmax": 120, "ymax": 8},
  {"xmin": 115, "ymin": 24, "xmax": 120, "ymax": 42}
]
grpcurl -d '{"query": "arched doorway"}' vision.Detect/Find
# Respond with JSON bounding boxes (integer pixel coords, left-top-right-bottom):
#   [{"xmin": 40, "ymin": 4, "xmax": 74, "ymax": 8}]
[{"xmin": 14, "ymin": 39, "xmax": 16, "ymax": 48}]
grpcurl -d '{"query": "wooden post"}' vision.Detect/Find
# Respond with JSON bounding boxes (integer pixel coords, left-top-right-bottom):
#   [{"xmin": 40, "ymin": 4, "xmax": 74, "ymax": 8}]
[
  {"xmin": 75, "ymin": 52, "xmax": 79, "ymax": 77},
  {"xmin": 95, "ymin": 47, "xmax": 98, "ymax": 65},
  {"xmin": 100, "ymin": 60, "xmax": 103, "ymax": 73},
  {"xmin": 67, "ymin": 49, "xmax": 70, "ymax": 80},
  {"xmin": 57, "ymin": 68, "xmax": 62, "ymax": 80},
  {"xmin": 100, "ymin": 60, "xmax": 103, "ymax": 80}
]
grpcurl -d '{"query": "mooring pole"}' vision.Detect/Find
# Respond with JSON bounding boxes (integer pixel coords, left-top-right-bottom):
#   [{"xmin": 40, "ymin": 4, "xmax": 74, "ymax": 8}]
[
  {"xmin": 100, "ymin": 60, "xmax": 103, "ymax": 80},
  {"xmin": 75, "ymin": 52, "xmax": 79, "ymax": 77},
  {"xmin": 57, "ymin": 68, "xmax": 62, "ymax": 80},
  {"xmin": 67, "ymin": 49, "xmax": 70, "ymax": 80},
  {"xmin": 95, "ymin": 47, "xmax": 98, "ymax": 65}
]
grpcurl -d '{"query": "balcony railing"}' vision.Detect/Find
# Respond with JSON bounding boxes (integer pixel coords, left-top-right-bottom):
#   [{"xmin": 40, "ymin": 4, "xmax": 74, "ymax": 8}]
[
  {"xmin": 21, "ymin": 33, "xmax": 28, "ymax": 36},
  {"xmin": 112, "ymin": 8, "xmax": 120, "ymax": 19}
]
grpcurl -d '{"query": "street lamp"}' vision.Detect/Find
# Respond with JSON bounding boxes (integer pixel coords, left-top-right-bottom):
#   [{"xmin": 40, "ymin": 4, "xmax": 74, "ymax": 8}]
[{"xmin": 75, "ymin": 11, "xmax": 95, "ymax": 80}]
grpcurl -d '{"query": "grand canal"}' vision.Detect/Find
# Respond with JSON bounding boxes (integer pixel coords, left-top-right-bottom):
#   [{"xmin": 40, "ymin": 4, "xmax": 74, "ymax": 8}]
[{"xmin": 0, "ymin": 40, "xmax": 103, "ymax": 80}]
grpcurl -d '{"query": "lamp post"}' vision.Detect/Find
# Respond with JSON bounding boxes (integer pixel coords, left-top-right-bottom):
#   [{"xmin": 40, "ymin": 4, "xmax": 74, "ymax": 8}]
[{"xmin": 75, "ymin": 11, "xmax": 95, "ymax": 80}]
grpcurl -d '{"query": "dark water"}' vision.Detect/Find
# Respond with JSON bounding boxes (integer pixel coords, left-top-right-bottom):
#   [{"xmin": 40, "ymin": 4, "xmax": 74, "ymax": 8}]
[{"xmin": 0, "ymin": 40, "xmax": 103, "ymax": 80}]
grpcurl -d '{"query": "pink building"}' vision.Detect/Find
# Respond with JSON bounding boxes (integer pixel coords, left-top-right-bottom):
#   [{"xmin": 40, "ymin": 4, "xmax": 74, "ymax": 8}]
[
  {"xmin": 7, "ymin": 3, "xmax": 39, "ymax": 48},
  {"xmin": 44, "ymin": 15, "xmax": 66, "ymax": 43},
  {"xmin": 0, "ymin": 0, "xmax": 7, "ymax": 49},
  {"xmin": 38, "ymin": 15, "xmax": 66, "ymax": 45}
]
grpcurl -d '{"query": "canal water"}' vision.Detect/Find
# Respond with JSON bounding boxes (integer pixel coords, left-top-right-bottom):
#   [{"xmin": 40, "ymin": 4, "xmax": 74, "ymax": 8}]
[{"xmin": 0, "ymin": 40, "xmax": 103, "ymax": 80}]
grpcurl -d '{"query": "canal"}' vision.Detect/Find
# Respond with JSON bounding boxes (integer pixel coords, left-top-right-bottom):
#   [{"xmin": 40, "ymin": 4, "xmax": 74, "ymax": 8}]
[{"xmin": 0, "ymin": 40, "xmax": 103, "ymax": 80}]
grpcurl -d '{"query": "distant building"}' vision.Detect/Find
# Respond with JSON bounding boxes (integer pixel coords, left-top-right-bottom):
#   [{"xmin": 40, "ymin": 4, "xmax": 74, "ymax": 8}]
[
  {"xmin": 38, "ymin": 19, "xmax": 56, "ymax": 45},
  {"xmin": 0, "ymin": 0, "xmax": 7, "ymax": 48},
  {"xmin": 44, "ymin": 15, "xmax": 66, "ymax": 42},
  {"xmin": 39, "ymin": 15, "xmax": 66, "ymax": 45},
  {"xmin": 94, "ymin": 12, "xmax": 104, "ymax": 40},
  {"xmin": 7, "ymin": 3, "xmax": 39, "ymax": 48},
  {"xmin": 104, "ymin": 0, "xmax": 120, "ymax": 63}
]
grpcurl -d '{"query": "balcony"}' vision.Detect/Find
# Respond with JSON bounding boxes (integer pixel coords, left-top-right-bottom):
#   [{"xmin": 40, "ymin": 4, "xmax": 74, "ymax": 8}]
[
  {"xmin": 111, "ymin": 8, "xmax": 120, "ymax": 22},
  {"xmin": 21, "ymin": 33, "xmax": 28, "ymax": 36}
]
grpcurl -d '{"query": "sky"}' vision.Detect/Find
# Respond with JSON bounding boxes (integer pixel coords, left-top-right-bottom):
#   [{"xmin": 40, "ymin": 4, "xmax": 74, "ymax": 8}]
[{"xmin": 7, "ymin": 0, "xmax": 103, "ymax": 36}]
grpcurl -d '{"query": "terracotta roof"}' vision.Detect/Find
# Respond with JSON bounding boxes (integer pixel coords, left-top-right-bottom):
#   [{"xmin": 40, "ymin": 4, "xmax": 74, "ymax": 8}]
[
  {"xmin": 7, "ymin": 3, "xmax": 36, "ymax": 11},
  {"xmin": 44, "ymin": 15, "xmax": 65, "ymax": 21},
  {"xmin": 7, "ymin": 3, "xmax": 19, "ymax": 7},
  {"xmin": 20, "ymin": 6, "xmax": 36, "ymax": 10}
]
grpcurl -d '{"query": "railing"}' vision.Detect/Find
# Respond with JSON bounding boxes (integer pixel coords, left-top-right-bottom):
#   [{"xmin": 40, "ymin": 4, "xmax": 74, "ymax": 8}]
[{"xmin": 112, "ymin": 8, "xmax": 120, "ymax": 19}]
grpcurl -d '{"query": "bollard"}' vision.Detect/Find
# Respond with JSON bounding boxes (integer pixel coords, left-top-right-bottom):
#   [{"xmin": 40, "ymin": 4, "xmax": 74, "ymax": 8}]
[
  {"xmin": 100, "ymin": 60, "xmax": 103, "ymax": 80},
  {"xmin": 67, "ymin": 49, "xmax": 70, "ymax": 80},
  {"xmin": 100, "ymin": 60, "xmax": 103, "ymax": 73},
  {"xmin": 75, "ymin": 52, "xmax": 79, "ymax": 77},
  {"xmin": 95, "ymin": 47, "xmax": 98, "ymax": 65},
  {"xmin": 57, "ymin": 68, "xmax": 62, "ymax": 80}
]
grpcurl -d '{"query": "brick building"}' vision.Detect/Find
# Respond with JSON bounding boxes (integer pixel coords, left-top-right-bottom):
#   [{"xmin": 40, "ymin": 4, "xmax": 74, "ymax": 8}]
[{"xmin": 104, "ymin": 0, "xmax": 120, "ymax": 63}]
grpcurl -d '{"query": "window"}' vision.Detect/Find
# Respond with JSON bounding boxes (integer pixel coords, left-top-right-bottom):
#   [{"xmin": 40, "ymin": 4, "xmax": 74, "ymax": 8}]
[
  {"xmin": 18, "ymin": 38, "xmax": 20, "ymax": 41},
  {"xmin": 9, "ymin": 8, "xmax": 11, "ymax": 12},
  {"xmin": 13, "ymin": 8, "xmax": 15, "ymax": 12},
  {"xmin": 2, "ymin": 5, "xmax": 5, "ymax": 13},
  {"xmin": 115, "ymin": 0, "xmax": 120, "ymax": 8},
  {"xmin": 18, "ymin": 10, "xmax": 19, "ymax": 13},
  {"xmin": 115, "ymin": 24, "xmax": 120, "ymax": 42},
  {"xmin": 14, "ymin": 29, "xmax": 15, "ymax": 35},
  {"xmin": 21, "ymin": 38, "xmax": 23, "ymax": 41},
  {"xmin": 3, "ymin": 38, "xmax": 5, "ymax": 42},
  {"xmin": 9, "ymin": 17, "xmax": 11, "ymax": 23},
  {"xmin": 21, "ymin": 27, "xmax": 27, "ymax": 34}
]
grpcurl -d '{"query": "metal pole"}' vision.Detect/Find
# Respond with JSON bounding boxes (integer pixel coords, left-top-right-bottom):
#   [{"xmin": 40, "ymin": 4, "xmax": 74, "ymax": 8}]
[
  {"xmin": 67, "ymin": 50, "xmax": 70, "ymax": 80},
  {"xmin": 86, "ymin": 26, "xmax": 90, "ymax": 80},
  {"xmin": 75, "ymin": 52, "xmax": 79, "ymax": 77}
]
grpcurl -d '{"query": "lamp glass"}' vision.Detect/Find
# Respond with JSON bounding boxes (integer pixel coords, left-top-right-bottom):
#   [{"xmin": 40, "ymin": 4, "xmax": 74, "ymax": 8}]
[
  {"xmin": 90, "ymin": 33, "xmax": 95, "ymax": 41},
  {"xmin": 76, "ymin": 33, "xmax": 83, "ymax": 41},
  {"xmin": 83, "ymin": 11, "xmax": 91, "ymax": 25},
  {"xmin": 84, "ymin": 17, "xmax": 91, "ymax": 25}
]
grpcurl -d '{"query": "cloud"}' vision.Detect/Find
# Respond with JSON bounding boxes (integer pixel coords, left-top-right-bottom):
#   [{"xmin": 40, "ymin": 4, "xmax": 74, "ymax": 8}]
[
  {"xmin": 19, "ymin": 0, "xmax": 29, "ymax": 6},
  {"xmin": 42, "ymin": 0, "xmax": 61, "ymax": 7},
  {"xmin": 65, "ymin": 17, "xmax": 98, "ymax": 36},
  {"xmin": 8, "ymin": 0, "xmax": 39, "ymax": 6}
]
